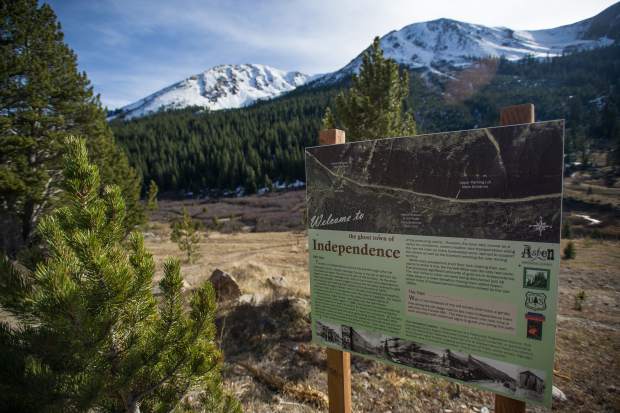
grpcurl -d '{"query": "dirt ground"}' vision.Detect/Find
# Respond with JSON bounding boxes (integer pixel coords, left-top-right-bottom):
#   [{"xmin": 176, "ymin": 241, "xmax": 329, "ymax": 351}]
[
  {"xmin": 144, "ymin": 224, "xmax": 310, "ymax": 300},
  {"xmin": 145, "ymin": 218, "xmax": 620, "ymax": 413}
]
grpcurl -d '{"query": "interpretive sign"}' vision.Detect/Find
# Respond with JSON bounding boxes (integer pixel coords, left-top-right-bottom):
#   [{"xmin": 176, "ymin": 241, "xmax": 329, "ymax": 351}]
[{"xmin": 305, "ymin": 121, "xmax": 564, "ymax": 407}]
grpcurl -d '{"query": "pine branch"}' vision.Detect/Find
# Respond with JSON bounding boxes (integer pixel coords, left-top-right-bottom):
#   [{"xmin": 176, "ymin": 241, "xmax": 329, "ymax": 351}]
[{"xmin": 0, "ymin": 134, "xmax": 231, "ymax": 411}]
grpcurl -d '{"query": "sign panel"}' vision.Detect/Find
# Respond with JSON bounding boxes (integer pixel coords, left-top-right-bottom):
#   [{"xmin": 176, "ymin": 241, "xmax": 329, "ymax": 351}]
[{"xmin": 305, "ymin": 121, "xmax": 564, "ymax": 407}]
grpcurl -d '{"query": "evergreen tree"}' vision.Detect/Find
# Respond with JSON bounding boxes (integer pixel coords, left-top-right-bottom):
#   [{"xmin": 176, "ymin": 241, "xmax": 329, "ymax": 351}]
[
  {"xmin": 600, "ymin": 96, "xmax": 619, "ymax": 142},
  {"xmin": 244, "ymin": 166, "xmax": 258, "ymax": 194},
  {"xmin": 563, "ymin": 241, "xmax": 576, "ymax": 259},
  {"xmin": 146, "ymin": 180, "xmax": 159, "ymax": 213},
  {"xmin": 573, "ymin": 290, "xmax": 586, "ymax": 311},
  {"xmin": 171, "ymin": 208, "xmax": 202, "ymax": 263},
  {"xmin": 599, "ymin": 96, "xmax": 620, "ymax": 168},
  {"xmin": 561, "ymin": 222, "xmax": 572, "ymax": 239},
  {"xmin": 0, "ymin": 0, "xmax": 143, "ymax": 257},
  {"xmin": 321, "ymin": 107, "xmax": 336, "ymax": 129},
  {"xmin": 0, "ymin": 137, "xmax": 239, "ymax": 413},
  {"xmin": 335, "ymin": 36, "xmax": 416, "ymax": 141},
  {"xmin": 264, "ymin": 174, "xmax": 273, "ymax": 192}
]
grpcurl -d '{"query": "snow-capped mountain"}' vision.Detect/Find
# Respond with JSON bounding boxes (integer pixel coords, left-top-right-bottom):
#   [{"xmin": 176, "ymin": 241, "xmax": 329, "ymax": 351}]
[
  {"xmin": 110, "ymin": 64, "xmax": 310, "ymax": 120},
  {"xmin": 315, "ymin": 2, "xmax": 618, "ymax": 83},
  {"xmin": 111, "ymin": 3, "xmax": 618, "ymax": 119}
]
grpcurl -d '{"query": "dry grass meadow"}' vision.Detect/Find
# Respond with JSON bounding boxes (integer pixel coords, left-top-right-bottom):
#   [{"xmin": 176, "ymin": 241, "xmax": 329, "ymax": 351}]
[{"xmin": 144, "ymin": 186, "xmax": 620, "ymax": 413}]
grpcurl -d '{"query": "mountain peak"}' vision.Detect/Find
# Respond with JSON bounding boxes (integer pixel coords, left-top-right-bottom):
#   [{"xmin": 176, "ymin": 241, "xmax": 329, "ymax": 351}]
[
  {"xmin": 313, "ymin": 4, "xmax": 617, "ymax": 84},
  {"xmin": 583, "ymin": 1, "xmax": 620, "ymax": 40},
  {"xmin": 111, "ymin": 4, "xmax": 618, "ymax": 119},
  {"xmin": 110, "ymin": 63, "xmax": 310, "ymax": 120}
]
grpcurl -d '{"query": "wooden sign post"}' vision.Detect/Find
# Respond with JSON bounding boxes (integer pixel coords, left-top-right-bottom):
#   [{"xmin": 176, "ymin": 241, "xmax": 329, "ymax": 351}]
[
  {"xmin": 318, "ymin": 105, "xmax": 536, "ymax": 413},
  {"xmin": 494, "ymin": 103, "xmax": 534, "ymax": 413},
  {"xmin": 319, "ymin": 128, "xmax": 352, "ymax": 413}
]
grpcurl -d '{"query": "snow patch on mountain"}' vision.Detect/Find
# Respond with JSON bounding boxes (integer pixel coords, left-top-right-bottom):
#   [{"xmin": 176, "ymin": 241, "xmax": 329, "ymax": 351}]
[
  {"xmin": 315, "ymin": 14, "xmax": 615, "ymax": 84},
  {"xmin": 110, "ymin": 64, "xmax": 310, "ymax": 120},
  {"xmin": 110, "ymin": 3, "xmax": 618, "ymax": 118}
]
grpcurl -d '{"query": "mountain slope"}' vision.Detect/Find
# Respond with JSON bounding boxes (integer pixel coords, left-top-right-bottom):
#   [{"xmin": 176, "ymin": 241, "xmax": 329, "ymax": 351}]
[
  {"xmin": 109, "ymin": 3, "xmax": 619, "ymax": 119},
  {"xmin": 111, "ymin": 45, "xmax": 620, "ymax": 195},
  {"xmin": 110, "ymin": 64, "xmax": 310, "ymax": 120},
  {"xmin": 584, "ymin": 1, "xmax": 620, "ymax": 40},
  {"xmin": 315, "ymin": 2, "xmax": 619, "ymax": 83}
]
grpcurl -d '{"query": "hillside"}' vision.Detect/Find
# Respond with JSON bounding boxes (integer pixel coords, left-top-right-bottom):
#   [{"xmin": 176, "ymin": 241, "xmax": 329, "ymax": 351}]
[
  {"xmin": 109, "ymin": 64, "xmax": 311, "ymax": 120},
  {"xmin": 111, "ymin": 45, "xmax": 620, "ymax": 195},
  {"xmin": 109, "ymin": 3, "xmax": 619, "ymax": 119},
  {"xmin": 316, "ymin": 1, "xmax": 619, "ymax": 84}
]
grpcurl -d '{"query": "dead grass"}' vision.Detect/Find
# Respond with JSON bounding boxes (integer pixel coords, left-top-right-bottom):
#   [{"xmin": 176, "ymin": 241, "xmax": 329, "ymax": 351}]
[
  {"xmin": 144, "ymin": 200, "xmax": 619, "ymax": 412},
  {"xmin": 144, "ymin": 224, "xmax": 309, "ymax": 300},
  {"xmin": 532, "ymin": 238, "xmax": 620, "ymax": 413}
]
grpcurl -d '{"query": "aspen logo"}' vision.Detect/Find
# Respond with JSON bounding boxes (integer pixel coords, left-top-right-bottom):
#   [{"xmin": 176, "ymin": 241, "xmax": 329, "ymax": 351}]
[{"xmin": 521, "ymin": 245, "xmax": 554, "ymax": 261}]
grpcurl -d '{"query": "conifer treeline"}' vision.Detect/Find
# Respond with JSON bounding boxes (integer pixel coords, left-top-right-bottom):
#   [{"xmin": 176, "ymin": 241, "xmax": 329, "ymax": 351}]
[
  {"xmin": 111, "ymin": 86, "xmax": 339, "ymax": 195},
  {"xmin": 111, "ymin": 45, "xmax": 620, "ymax": 195}
]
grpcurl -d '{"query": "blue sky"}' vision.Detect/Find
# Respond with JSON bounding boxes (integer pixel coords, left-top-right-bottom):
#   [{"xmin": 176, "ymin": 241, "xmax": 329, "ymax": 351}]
[{"xmin": 46, "ymin": 0, "xmax": 617, "ymax": 109}]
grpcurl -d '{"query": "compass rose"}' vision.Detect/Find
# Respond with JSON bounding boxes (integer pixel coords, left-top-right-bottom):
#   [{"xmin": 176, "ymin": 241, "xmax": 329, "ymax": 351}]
[{"xmin": 529, "ymin": 216, "xmax": 552, "ymax": 237}]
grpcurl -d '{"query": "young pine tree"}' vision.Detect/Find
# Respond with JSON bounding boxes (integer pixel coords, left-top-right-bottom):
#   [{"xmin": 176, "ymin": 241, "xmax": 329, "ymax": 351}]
[
  {"xmin": 171, "ymin": 208, "xmax": 202, "ymax": 263},
  {"xmin": 573, "ymin": 290, "xmax": 586, "ymax": 311},
  {"xmin": 0, "ymin": 137, "xmax": 240, "ymax": 413},
  {"xmin": 146, "ymin": 180, "xmax": 159, "ymax": 213},
  {"xmin": 264, "ymin": 174, "xmax": 274, "ymax": 192},
  {"xmin": 335, "ymin": 36, "xmax": 416, "ymax": 141},
  {"xmin": 321, "ymin": 107, "xmax": 336, "ymax": 129},
  {"xmin": 243, "ymin": 166, "xmax": 258, "ymax": 195},
  {"xmin": 563, "ymin": 241, "xmax": 576, "ymax": 260},
  {"xmin": 561, "ymin": 222, "xmax": 572, "ymax": 239}
]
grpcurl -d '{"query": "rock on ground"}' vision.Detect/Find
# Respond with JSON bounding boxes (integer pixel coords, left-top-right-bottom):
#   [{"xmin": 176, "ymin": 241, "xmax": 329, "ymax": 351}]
[
  {"xmin": 267, "ymin": 275, "xmax": 287, "ymax": 290},
  {"xmin": 209, "ymin": 268, "xmax": 241, "ymax": 302},
  {"xmin": 552, "ymin": 385, "xmax": 567, "ymax": 402}
]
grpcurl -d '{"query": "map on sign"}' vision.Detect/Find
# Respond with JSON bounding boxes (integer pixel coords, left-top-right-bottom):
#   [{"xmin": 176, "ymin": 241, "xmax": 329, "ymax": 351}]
[{"xmin": 305, "ymin": 120, "xmax": 564, "ymax": 407}]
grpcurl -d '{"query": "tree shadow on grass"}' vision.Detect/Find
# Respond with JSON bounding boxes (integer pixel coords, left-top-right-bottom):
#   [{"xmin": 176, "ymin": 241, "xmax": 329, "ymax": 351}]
[{"xmin": 216, "ymin": 297, "xmax": 312, "ymax": 362}]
